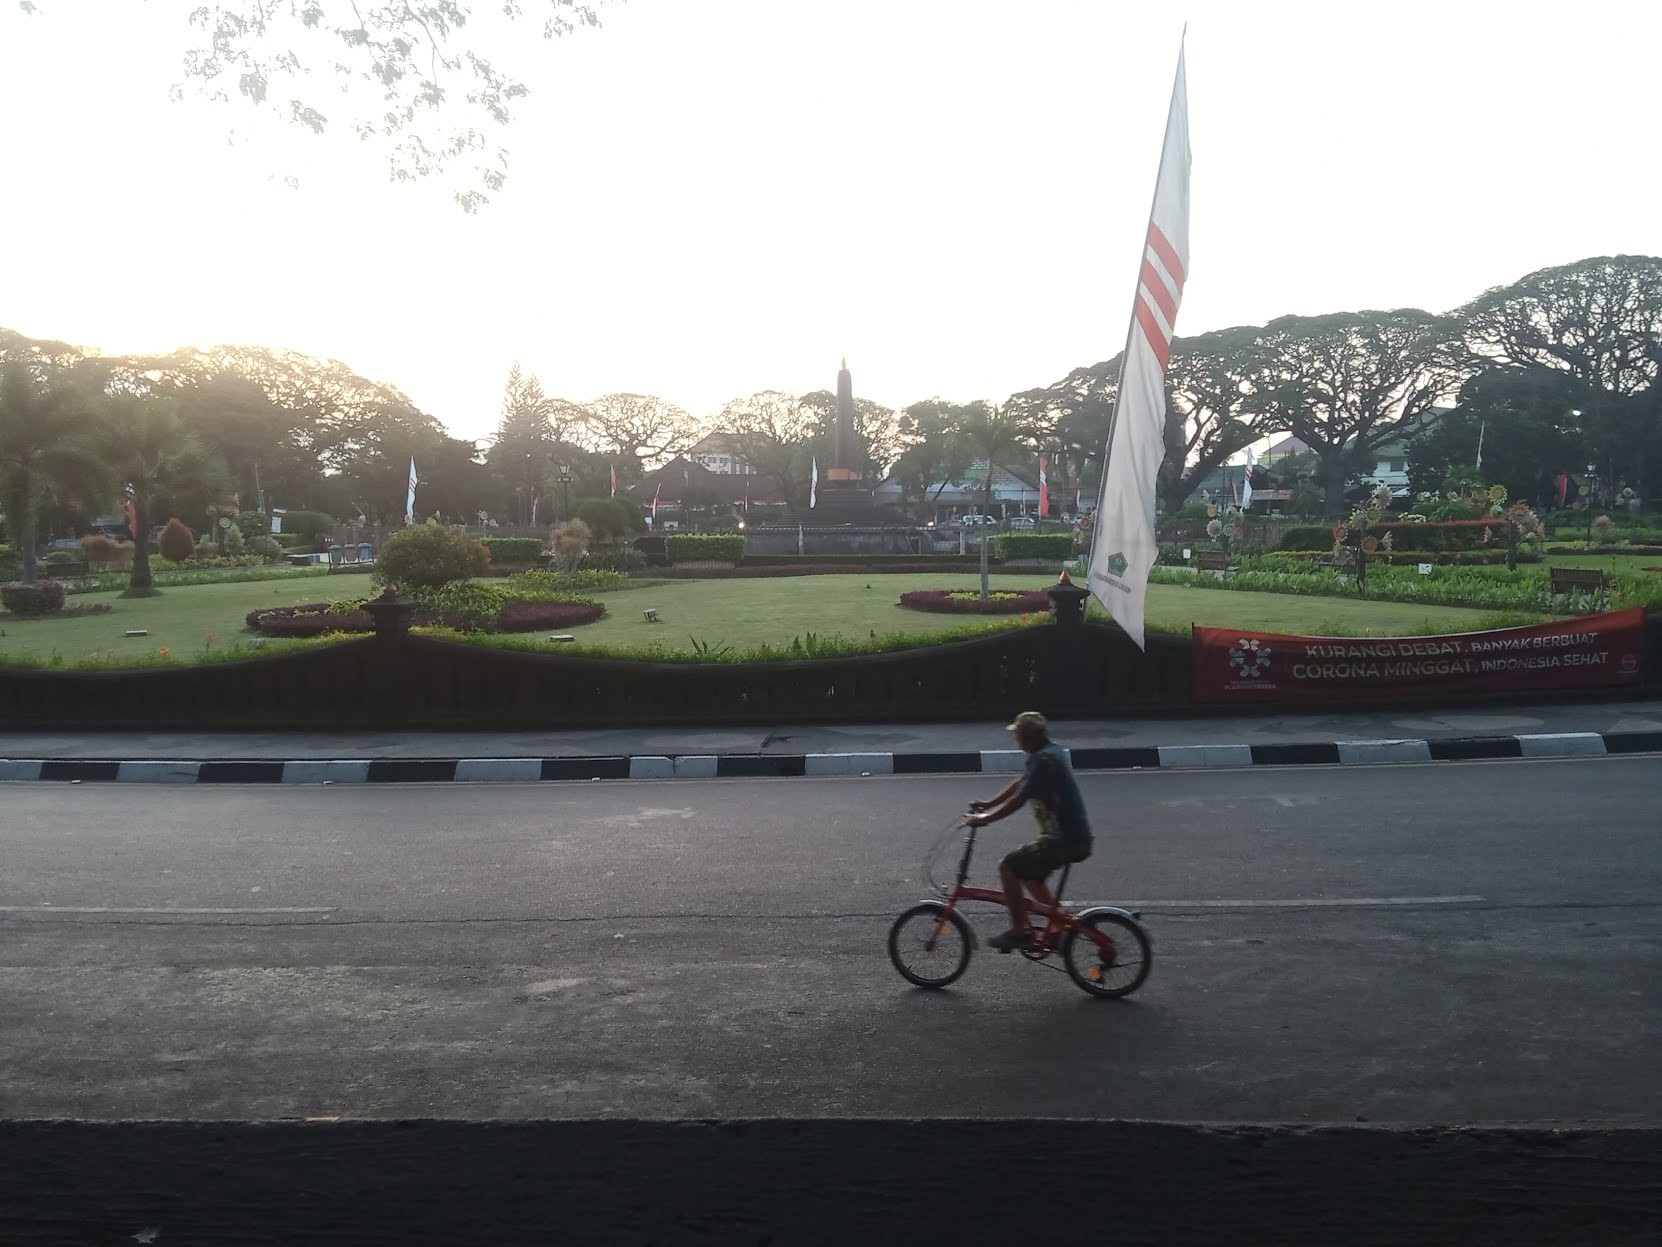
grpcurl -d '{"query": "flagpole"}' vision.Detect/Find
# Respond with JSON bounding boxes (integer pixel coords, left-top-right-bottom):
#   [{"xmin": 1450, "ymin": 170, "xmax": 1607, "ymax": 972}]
[{"xmin": 1094, "ymin": 29, "xmax": 1189, "ymax": 521}]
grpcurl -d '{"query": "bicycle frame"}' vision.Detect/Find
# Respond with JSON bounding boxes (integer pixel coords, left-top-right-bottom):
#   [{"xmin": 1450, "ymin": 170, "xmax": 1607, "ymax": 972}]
[{"xmin": 929, "ymin": 822, "xmax": 1113, "ymax": 956}]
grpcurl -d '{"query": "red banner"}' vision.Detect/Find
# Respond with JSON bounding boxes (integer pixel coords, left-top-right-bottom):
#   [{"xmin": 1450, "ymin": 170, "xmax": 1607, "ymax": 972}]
[{"xmin": 1193, "ymin": 608, "xmax": 1648, "ymax": 704}]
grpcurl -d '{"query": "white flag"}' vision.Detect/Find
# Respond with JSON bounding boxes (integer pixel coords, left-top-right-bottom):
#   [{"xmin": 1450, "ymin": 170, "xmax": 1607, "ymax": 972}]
[
  {"xmin": 810, "ymin": 456, "xmax": 818, "ymax": 509},
  {"xmin": 1088, "ymin": 40, "xmax": 1191, "ymax": 650},
  {"xmin": 1242, "ymin": 447, "xmax": 1255, "ymax": 511},
  {"xmin": 405, "ymin": 456, "xmax": 418, "ymax": 525}
]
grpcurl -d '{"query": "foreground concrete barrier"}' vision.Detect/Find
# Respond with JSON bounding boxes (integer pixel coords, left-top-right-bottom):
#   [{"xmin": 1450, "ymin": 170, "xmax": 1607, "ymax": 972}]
[{"xmin": 3, "ymin": 1119, "xmax": 1657, "ymax": 1245}]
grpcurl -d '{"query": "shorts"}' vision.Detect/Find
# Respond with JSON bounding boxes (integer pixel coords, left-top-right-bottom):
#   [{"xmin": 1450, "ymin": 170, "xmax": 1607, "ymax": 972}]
[{"xmin": 1002, "ymin": 837, "xmax": 1091, "ymax": 882}]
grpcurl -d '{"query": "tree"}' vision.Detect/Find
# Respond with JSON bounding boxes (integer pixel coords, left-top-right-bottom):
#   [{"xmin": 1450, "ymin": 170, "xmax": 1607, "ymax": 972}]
[
  {"xmin": 717, "ymin": 391, "xmax": 815, "ymax": 505},
  {"xmin": 956, "ymin": 403, "xmax": 1039, "ymax": 598},
  {"xmin": 1245, "ymin": 311, "xmax": 1469, "ymax": 515},
  {"xmin": 888, "ymin": 400, "xmax": 974, "ymax": 521},
  {"xmin": 565, "ymin": 393, "xmax": 700, "ymax": 471},
  {"xmin": 100, "ymin": 395, "xmax": 235, "ymax": 595},
  {"xmin": 797, "ymin": 390, "xmax": 904, "ymax": 481},
  {"xmin": 1461, "ymin": 255, "xmax": 1661, "ymax": 498},
  {"xmin": 21, "ymin": 1, "xmax": 611, "ymax": 212},
  {"xmin": 487, "ymin": 363, "xmax": 567, "ymax": 522},
  {"xmin": 1160, "ymin": 326, "xmax": 1265, "ymax": 512},
  {"xmin": 1405, "ymin": 366, "xmax": 1586, "ymax": 503},
  {"xmin": 0, "ymin": 362, "xmax": 107, "ymax": 583}
]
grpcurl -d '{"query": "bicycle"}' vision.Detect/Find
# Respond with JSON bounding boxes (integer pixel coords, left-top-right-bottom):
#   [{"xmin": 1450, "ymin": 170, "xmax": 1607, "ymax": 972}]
[{"xmin": 887, "ymin": 819, "xmax": 1152, "ymax": 998}]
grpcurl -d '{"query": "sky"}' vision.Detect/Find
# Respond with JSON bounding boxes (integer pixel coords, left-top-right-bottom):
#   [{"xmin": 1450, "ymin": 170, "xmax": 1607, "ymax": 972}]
[{"xmin": 1, "ymin": 0, "xmax": 1658, "ymax": 446}]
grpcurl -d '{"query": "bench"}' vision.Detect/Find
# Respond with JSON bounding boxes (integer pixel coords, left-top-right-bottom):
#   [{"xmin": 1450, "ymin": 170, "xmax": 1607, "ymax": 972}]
[
  {"xmin": 1195, "ymin": 549, "xmax": 1236, "ymax": 574},
  {"xmin": 1315, "ymin": 548, "xmax": 1357, "ymax": 571},
  {"xmin": 1549, "ymin": 566, "xmax": 1607, "ymax": 598}
]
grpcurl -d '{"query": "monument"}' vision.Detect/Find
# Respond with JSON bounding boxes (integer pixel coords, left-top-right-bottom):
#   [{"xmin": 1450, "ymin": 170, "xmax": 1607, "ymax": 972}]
[{"xmin": 811, "ymin": 358, "xmax": 875, "ymax": 522}]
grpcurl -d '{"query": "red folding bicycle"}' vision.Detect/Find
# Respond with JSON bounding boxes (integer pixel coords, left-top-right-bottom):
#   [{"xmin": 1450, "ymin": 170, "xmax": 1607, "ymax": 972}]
[{"xmin": 887, "ymin": 819, "xmax": 1152, "ymax": 998}]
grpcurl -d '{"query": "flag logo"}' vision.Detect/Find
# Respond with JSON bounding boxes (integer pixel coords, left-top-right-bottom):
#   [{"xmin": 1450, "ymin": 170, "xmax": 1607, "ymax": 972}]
[
  {"xmin": 1106, "ymin": 551, "xmax": 1129, "ymax": 577},
  {"xmin": 1228, "ymin": 638, "xmax": 1272, "ymax": 679}
]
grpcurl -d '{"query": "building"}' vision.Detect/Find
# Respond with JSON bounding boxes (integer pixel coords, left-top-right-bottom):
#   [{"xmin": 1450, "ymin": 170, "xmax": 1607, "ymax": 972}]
[
  {"xmin": 873, "ymin": 460, "xmax": 1054, "ymax": 520},
  {"xmin": 686, "ymin": 432, "xmax": 752, "ymax": 477}
]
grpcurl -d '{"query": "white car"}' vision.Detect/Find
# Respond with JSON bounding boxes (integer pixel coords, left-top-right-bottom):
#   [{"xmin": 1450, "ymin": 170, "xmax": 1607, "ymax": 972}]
[
  {"xmin": 958, "ymin": 514, "xmax": 996, "ymax": 526},
  {"xmin": 1007, "ymin": 516, "xmax": 1036, "ymax": 530}
]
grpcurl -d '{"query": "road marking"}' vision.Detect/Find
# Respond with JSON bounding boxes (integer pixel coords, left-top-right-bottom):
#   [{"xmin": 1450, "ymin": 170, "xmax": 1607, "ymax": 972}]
[
  {"xmin": 1083, "ymin": 895, "xmax": 1485, "ymax": 909},
  {"xmin": 0, "ymin": 905, "xmax": 338, "ymax": 915}
]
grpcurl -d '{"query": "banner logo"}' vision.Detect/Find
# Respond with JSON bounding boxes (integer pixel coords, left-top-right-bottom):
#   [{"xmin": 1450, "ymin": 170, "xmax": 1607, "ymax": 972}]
[{"xmin": 1228, "ymin": 637, "xmax": 1272, "ymax": 678}]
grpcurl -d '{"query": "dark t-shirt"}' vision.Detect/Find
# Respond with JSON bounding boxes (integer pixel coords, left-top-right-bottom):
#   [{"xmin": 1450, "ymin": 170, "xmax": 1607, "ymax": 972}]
[{"xmin": 1019, "ymin": 742, "xmax": 1092, "ymax": 851}]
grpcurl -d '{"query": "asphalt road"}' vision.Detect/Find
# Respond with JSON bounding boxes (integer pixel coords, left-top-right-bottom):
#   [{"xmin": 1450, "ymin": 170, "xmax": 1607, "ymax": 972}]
[{"xmin": 1, "ymin": 757, "xmax": 1657, "ymax": 1123}]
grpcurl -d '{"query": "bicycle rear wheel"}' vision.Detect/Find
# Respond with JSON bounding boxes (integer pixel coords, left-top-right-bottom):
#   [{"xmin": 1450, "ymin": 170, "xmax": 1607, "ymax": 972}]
[
  {"xmin": 888, "ymin": 903, "xmax": 972, "ymax": 989},
  {"xmin": 1062, "ymin": 911, "xmax": 1151, "ymax": 998}
]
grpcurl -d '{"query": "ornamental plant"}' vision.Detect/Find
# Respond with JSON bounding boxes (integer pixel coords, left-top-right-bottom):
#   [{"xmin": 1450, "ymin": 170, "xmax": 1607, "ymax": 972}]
[
  {"xmin": 158, "ymin": 517, "xmax": 196, "ymax": 562},
  {"xmin": 373, "ymin": 521, "xmax": 490, "ymax": 588},
  {"xmin": 1331, "ymin": 484, "xmax": 1395, "ymax": 590}
]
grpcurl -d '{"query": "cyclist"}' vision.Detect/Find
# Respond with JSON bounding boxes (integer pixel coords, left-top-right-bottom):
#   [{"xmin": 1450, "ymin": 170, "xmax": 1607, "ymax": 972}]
[{"xmin": 966, "ymin": 711, "xmax": 1093, "ymax": 952}]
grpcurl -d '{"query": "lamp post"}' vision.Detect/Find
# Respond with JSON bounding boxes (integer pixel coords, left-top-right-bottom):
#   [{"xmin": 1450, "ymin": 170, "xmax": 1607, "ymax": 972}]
[
  {"xmin": 1585, "ymin": 461, "xmax": 1597, "ymax": 545},
  {"xmin": 558, "ymin": 463, "xmax": 572, "ymax": 524}
]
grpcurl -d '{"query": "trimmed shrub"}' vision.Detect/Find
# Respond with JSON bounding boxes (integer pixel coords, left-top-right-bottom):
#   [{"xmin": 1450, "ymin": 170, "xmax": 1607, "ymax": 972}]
[
  {"xmin": 496, "ymin": 599, "xmax": 605, "ymax": 632},
  {"xmin": 742, "ymin": 553, "xmax": 984, "ymax": 569},
  {"xmin": 2, "ymin": 580, "xmax": 68, "ymax": 615},
  {"xmin": 272, "ymin": 532, "xmax": 309, "ymax": 550},
  {"xmin": 580, "ymin": 545, "xmax": 649, "ymax": 573},
  {"xmin": 222, "ymin": 522, "xmax": 246, "ymax": 554},
  {"xmin": 234, "ymin": 510, "xmax": 271, "ymax": 538},
  {"xmin": 481, "ymin": 536, "xmax": 545, "ymax": 565},
  {"xmin": 899, "ymin": 587, "xmax": 1052, "ymax": 614},
  {"xmin": 247, "ymin": 535, "xmax": 283, "ymax": 562},
  {"xmin": 510, "ymin": 569, "xmax": 630, "ymax": 596},
  {"xmin": 1277, "ymin": 525, "xmax": 1338, "ymax": 551},
  {"xmin": 667, "ymin": 534, "xmax": 746, "ymax": 563},
  {"xmin": 158, "ymin": 518, "xmax": 196, "ymax": 562},
  {"xmin": 374, "ymin": 522, "xmax": 490, "ymax": 588},
  {"xmin": 993, "ymin": 533, "xmax": 1075, "ymax": 562},
  {"xmin": 574, "ymin": 497, "xmax": 643, "ymax": 544},
  {"xmin": 247, "ymin": 603, "xmax": 376, "ymax": 637},
  {"xmin": 278, "ymin": 510, "xmax": 336, "ymax": 543},
  {"xmin": 42, "ymin": 550, "xmax": 82, "ymax": 568}
]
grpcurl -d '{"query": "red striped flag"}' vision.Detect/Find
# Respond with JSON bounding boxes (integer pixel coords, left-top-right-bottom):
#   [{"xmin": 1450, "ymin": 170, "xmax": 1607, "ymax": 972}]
[
  {"xmin": 1039, "ymin": 456, "xmax": 1049, "ymax": 518},
  {"xmin": 1088, "ymin": 37, "xmax": 1190, "ymax": 650}
]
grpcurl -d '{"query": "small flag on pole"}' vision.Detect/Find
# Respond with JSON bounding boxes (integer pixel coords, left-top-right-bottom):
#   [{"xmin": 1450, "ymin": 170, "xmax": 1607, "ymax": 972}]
[
  {"xmin": 810, "ymin": 456, "xmax": 818, "ymax": 509},
  {"xmin": 1475, "ymin": 421, "xmax": 1486, "ymax": 472},
  {"xmin": 1039, "ymin": 456, "xmax": 1050, "ymax": 518},
  {"xmin": 610, "ymin": 465, "xmax": 617, "ymax": 497},
  {"xmin": 123, "ymin": 482, "xmax": 137, "ymax": 541},
  {"xmin": 651, "ymin": 482, "xmax": 661, "ymax": 523},
  {"xmin": 1087, "ymin": 35, "xmax": 1191, "ymax": 650},
  {"xmin": 1242, "ymin": 448, "xmax": 1255, "ymax": 511},
  {"xmin": 406, "ymin": 456, "xmax": 418, "ymax": 525},
  {"xmin": 530, "ymin": 492, "xmax": 540, "ymax": 527},
  {"xmin": 1230, "ymin": 473, "xmax": 1240, "ymax": 508}
]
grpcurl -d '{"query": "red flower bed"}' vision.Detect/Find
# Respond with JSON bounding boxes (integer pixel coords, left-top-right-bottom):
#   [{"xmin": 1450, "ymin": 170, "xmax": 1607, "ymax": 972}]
[
  {"xmin": 246, "ymin": 604, "xmax": 378, "ymax": 637},
  {"xmin": 899, "ymin": 588, "xmax": 1051, "ymax": 615},
  {"xmin": 496, "ymin": 600, "xmax": 604, "ymax": 631}
]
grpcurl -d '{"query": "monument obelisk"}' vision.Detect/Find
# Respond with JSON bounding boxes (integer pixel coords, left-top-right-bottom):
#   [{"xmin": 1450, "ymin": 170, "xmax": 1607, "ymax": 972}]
[{"xmin": 823, "ymin": 358, "xmax": 863, "ymax": 507}]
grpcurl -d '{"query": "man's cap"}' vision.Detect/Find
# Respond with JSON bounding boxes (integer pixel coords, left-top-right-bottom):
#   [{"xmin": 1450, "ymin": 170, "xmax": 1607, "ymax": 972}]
[{"xmin": 1005, "ymin": 711, "xmax": 1049, "ymax": 735}]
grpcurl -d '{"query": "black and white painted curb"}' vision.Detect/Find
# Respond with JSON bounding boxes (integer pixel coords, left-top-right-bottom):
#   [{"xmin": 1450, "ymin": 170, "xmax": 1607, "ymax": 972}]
[{"xmin": 1, "ymin": 730, "xmax": 1658, "ymax": 784}]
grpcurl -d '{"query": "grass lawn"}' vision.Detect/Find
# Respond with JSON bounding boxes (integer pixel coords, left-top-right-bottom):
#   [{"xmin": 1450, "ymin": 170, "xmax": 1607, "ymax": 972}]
[
  {"xmin": 0, "ymin": 570, "xmax": 1561, "ymax": 665},
  {"xmin": 0, "ymin": 574, "xmax": 373, "ymax": 663},
  {"xmin": 561, "ymin": 574, "xmax": 1546, "ymax": 654}
]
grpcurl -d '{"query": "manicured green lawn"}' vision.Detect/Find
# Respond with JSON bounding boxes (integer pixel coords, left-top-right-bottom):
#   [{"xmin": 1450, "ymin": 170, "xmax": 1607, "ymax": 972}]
[
  {"xmin": 0, "ymin": 569, "xmax": 1558, "ymax": 665},
  {"xmin": 0, "ymin": 574, "xmax": 373, "ymax": 663}
]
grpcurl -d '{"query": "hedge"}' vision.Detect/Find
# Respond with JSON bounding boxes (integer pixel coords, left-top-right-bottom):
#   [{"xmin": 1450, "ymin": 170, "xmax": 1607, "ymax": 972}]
[
  {"xmin": 742, "ymin": 554, "xmax": 985, "ymax": 569},
  {"xmin": 1, "ymin": 580, "xmax": 68, "ymax": 615},
  {"xmin": 482, "ymin": 537, "xmax": 545, "ymax": 565},
  {"xmin": 653, "ymin": 563, "xmax": 1009, "ymax": 579},
  {"xmin": 993, "ymin": 533, "xmax": 1076, "ymax": 561},
  {"xmin": 899, "ymin": 588, "xmax": 1052, "ymax": 615},
  {"xmin": 1279, "ymin": 520, "xmax": 1512, "ymax": 554},
  {"xmin": 667, "ymin": 534, "xmax": 745, "ymax": 563},
  {"xmin": 247, "ymin": 597, "xmax": 605, "ymax": 637}
]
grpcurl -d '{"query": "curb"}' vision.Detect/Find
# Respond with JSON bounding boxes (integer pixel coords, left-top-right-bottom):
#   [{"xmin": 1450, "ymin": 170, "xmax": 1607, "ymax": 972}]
[{"xmin": 2, "ymin": 731, "xmax": 1659, "ymax": 784}]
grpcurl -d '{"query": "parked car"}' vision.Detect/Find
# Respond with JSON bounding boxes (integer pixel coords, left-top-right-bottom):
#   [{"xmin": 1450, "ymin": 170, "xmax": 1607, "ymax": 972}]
[
  {"xmin": 958, "ymin": 514, "xmax": 996, "ymax": 526},
  {"xmin": 1007, "ymin": 515, "xmax": 1036, "ymax": 530}
]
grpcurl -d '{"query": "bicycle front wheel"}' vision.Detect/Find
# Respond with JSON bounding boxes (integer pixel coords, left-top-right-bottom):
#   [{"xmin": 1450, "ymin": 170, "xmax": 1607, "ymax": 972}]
[
  {"xmin": 888, "ymin": 903, "xmax": 972, "ymax": 989},
  {"xmin": 1062, "ymin": 911, "xmax": 1152, "ymax": 998}
]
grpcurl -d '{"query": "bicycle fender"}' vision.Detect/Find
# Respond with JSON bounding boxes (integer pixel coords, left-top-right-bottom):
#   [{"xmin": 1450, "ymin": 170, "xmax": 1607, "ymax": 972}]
[{"xmin": 1074, "ymin": 905, "xmax": 1147, "ymax": 928}]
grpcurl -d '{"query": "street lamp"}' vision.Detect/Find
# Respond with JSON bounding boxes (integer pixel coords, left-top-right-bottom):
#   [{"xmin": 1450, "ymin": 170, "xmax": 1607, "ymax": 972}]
[
  {"xmin": 1585, "ymin": 461, "xmax": 1597, "ymax": 545},
  {"xmin": 558, "ymin": 463, "xmax": 572, "ymax": 523}
]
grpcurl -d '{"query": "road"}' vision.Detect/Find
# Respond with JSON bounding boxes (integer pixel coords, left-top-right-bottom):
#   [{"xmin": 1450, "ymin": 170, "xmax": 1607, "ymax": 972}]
[{"xmin": 1, "ymin": 756, "xmax": 1657, "ymax": 1123}]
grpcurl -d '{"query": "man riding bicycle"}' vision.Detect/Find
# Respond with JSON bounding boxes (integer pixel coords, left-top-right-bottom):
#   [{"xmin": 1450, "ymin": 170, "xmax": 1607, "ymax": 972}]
[{"xmin": 966, "ymin": 711, "xmax": 1093, "ymax": 952}]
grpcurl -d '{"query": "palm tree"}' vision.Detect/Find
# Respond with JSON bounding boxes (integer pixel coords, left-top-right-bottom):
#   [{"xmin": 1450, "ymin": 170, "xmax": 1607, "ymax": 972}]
[
  {"xmin": 100, "ymin": 394, "xmax": 233, "ymax": 595},
  {"xmin": 0, "ymin": 362, "xmax": 107, "ymax": 584},
  {"xmin": 956, "ymin": 403, "xmax": 1040, "ymax": 598}
]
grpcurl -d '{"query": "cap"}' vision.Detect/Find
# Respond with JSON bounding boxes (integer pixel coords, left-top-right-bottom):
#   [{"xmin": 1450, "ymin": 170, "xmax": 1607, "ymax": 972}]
[{"xmin": 1004, "ymin": 711, "xmax": 1049, "ymax": 735}]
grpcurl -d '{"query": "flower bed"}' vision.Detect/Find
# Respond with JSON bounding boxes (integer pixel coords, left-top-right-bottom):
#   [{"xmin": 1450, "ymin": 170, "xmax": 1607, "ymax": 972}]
[
  {"xmin": 247, "ymin": 591, "xmax": 606, "ymax": 637},
  {"xmin": 0, "ymin": 602, "xmax": 112, "ymax": 622},
  {"xmin": 899, "ymin": 588, "xmax": 1052, "ymax": 614}
]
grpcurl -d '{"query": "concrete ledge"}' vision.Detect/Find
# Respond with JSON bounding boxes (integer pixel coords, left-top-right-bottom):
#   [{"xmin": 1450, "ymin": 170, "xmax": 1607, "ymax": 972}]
[
  {"xmin": 2, "ymin": 731, "xmax": 1658, "ymax": 786},
  {"xmin": 0, "ymin": 1119, "xmax": 1654, "ymax": 1247},
  {"xmin": 279, "ymin": 760, "xmax": 371, "ymax": 784},
  {"xmin": 1517, "ymin": 732, "xmax": 1608, "ymax": 758},
  {"xmin": 453, "ymin": 758, "xmax": 544, "ymax": 783},
  {"xmin": 1157, "ymin": 744, "xmax": 1254, "ymax": 768},
  {"xmin": 1338, "ymin": 738, "xmax": 1434, "ymax": 765}
]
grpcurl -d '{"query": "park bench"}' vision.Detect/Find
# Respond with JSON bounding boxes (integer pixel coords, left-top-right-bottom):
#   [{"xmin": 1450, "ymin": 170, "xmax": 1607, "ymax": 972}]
[
  {"xmin": 1549, "ymin": 566, "xmax": 1607, "ymax": 600},
  {"xmin": 1195, "ymin": 549, "xmax": 1236, "ymax": 574},
  {"xmin": 1314, "ymin": 548, "xmax": 1357, "ymax": 571}
]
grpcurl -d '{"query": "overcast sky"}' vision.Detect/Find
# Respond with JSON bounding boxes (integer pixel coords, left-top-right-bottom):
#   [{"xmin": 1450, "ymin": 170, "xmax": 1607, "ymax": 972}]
[{"xmin": 1, "ymin": 0, "xmax": 1657, "ymax": 444}]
